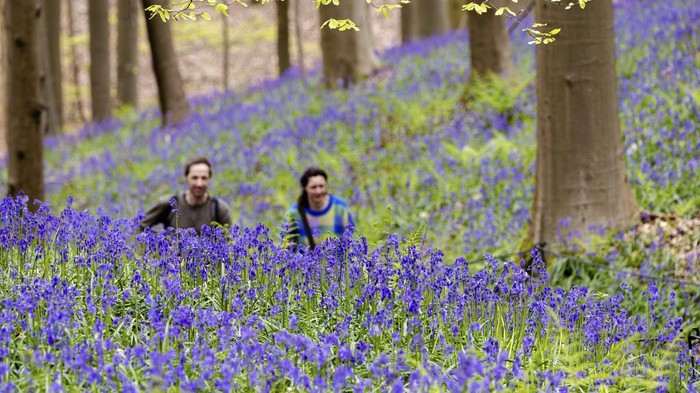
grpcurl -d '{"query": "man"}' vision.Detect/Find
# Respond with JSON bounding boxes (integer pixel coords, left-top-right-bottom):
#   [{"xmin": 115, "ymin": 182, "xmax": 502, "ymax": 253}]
[{"xmin": 140, "ymin": 157, "xmax": 232, "ymax": 233}]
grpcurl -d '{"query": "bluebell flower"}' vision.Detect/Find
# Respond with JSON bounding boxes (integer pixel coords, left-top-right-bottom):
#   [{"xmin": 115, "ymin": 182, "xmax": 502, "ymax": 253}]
[{"xmin": 483, "ymin": 337, "xmax": 500, "ymax": 362}]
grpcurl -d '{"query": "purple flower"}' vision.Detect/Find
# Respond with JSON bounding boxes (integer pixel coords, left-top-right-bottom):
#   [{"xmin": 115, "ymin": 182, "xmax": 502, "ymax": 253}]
[{"xmin": 483, "ymin": 337, "xmax": 500, "ymax": 362}]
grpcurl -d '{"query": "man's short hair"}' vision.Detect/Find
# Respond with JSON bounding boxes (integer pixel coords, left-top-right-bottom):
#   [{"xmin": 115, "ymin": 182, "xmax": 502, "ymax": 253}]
[{"xmin": 184, "ymin": 157, "xmax": 212, "ymax": 177}]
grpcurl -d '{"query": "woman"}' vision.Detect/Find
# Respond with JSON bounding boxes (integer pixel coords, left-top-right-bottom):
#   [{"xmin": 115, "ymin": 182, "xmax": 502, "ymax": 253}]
[{"xmin": 285, "ymin": 167, "xmax": 355, "ymax": 249}]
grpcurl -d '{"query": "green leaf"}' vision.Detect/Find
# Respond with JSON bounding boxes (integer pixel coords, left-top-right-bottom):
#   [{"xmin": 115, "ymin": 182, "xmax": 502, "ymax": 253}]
[
  {"xmin": 474, "ymin": 3, "xmax": 490, "ymax": 14},
  {"xmin": 215, "ymin": 3, "xmax": 229, "ymax": 16}
]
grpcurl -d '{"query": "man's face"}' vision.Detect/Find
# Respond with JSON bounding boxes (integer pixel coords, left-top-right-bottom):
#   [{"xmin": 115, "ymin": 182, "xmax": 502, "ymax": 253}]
[
  {"xmin": 305, "ymin": 175, "xmax": 328, "ymax": 206},
  {"xmin": 186, "ymin": 163, "xmax": 211, "ymax": 199}
]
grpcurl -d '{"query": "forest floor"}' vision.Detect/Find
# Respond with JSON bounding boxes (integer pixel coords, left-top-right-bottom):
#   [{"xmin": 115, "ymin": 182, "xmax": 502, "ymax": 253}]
[{"xmin": 632, "ymin": 213, "xmax": 700, "ymax": 279}]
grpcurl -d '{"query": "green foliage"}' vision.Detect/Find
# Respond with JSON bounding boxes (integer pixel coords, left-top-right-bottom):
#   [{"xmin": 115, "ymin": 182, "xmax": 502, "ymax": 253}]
[
  {"xmin": 462, "ymin": 71, "xmax": 535, "ymax": 126},
  {"xmin": 320, "ymin": 18, "xmax": 359, "ymax": 32}
]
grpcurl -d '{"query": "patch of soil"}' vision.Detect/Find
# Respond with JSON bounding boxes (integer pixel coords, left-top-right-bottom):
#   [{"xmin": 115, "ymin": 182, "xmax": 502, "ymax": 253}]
[{"xmin": 627, "ymin": 212, "xmax": 700, "ymax": 279}]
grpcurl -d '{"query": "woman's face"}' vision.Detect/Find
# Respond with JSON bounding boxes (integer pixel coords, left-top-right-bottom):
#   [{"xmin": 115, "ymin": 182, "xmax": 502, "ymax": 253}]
[{"xmin": 305, "ymin": 175, "xmax": 328, "ymax": 208}]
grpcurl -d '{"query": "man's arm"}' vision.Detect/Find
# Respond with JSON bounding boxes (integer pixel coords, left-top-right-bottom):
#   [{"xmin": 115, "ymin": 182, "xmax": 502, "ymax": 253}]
[
  {"xmin": 215, "ymin": 199, "xmax": 233, "ymax": 227},
  {"xmin": 139, "ymin": 197, "xmax": 172, "ymax": 231}
]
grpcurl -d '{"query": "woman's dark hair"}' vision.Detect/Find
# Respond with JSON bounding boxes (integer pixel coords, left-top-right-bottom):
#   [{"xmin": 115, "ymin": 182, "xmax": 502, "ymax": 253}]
[
  {"xmin": 297, "ymin": 167, "xmax": 328, "ymax": 208},
  {"xmin": 184, "ymin": 157, "xmax": 212, "ymax": 177},
  {"xmin": 296, "ymin": 166, "xmax": 327, "ymax": 250}
]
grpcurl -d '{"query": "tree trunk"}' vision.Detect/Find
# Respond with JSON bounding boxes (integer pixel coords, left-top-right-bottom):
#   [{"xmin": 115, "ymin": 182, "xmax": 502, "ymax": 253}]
[
  {"xmin": 319, "ymin": 1, "xmax": 380, "ymax": 88},
  {"xmin": 448, "ymin": 0, "xmax": 467, "ymax": 30},
  {"xmin": 0, "ymin": 0, "xmax": 5, "ymax": 155},
  {"xmin": 143, "ymin": 0, "xmax": 189, "ymax": 126},
  {"xmin": 67, "ymin": 0, "xmax": 87, "ymax": 124},
  {"xmin": 277, "ymin": 0, "xmax": 290, "ymax": 76},
  {"xmin": 222, "ymin": 11, "xmax": 230, "ymax": 90},
  {"xmin": 117, "ymin": 0, "xmax": 139, "ymax": 109},
  {"xmin": 294, "ymin": 0, "xmax": 306, "ymax": 83},
  {"xmin": 468, "ymin": 0, "xmax": 514, "ymax": 79},
  {"xmin": 412, "ymin": 0, "xmax": 449, "ymax": 40},
  {"xmin": 43, "ymin": 0, "xmax": 62, "ymax": 131},
  {"xmin": 529, "ymin": 0, "xmax": 638, "ymax": 250},
  {"xmin": 38, "ymin": 0, "xmax": 59, "ymax": 136},
  {"xmin": 89, "ymin": 0, "xmax": 111, "ymax": 121},
  {"xmin": 5, "ymin": 0, "xmax": 45, "ymax": 206},
  {"xmin": 400, "ymin": 2, "xmax": 414, "ymax": 44}
]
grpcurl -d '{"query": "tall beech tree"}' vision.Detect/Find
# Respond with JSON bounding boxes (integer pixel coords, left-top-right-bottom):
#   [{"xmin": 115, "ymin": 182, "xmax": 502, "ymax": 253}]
[
  {"xmin": 43, "ymin": 0, "xmax": 62, "ymax": 131},
  {"xmin": 529, "ymin": 0, "xmax": 638, "ymax": 250},
  {"xmin": 293, "ymin": 0, "xmax": 306, "ymax": 82},
  {"xmin": 448, "ymin": 0, "xmax": 467, "ymax": 30},
  {"xmin": 0, "ymin": 4, "xmax": 4, "ymax": 150},
  {"xmin": 468, "ymin": 0, "xmax": 514, "ymax": 79},
  {"xmin": 67, "ymin": 0, "xmax": 87, "ymax": 124},
  {"xmin": 277, "ymin": 0, "xmax": 291, "ymax": 75},
  {"xmin": 89, "ymin": 0, "xmax": 112, "ymax": 121},
  {"xmin": 400, "ymin": 3, "xmax": 414, "ymax": 44},
  {"xmin": 36, "ymin": 0, "xmax": 59, "ymax": 136},
  {"xmin": 402, "ymin": 0, "xmax": 450, "ymax": 44},
  {"xmin": 222, "ymin": 11, "xmax": 230, "ymax": 89},
  {"xmin": 117, "ymin": 0, "xmax": 140, "ymax": 108},
  {"xmin": 412, "ymin": 0, "xmax": 449, "ymax": 40},
  {"xmin": 143, "ymin": 0, "xmax": 190, "ymax": 126},
  {"xmin": 5, "ymin": 0, "xmax": 44, "ymax": 206},
  {"xmin": 319, "ymin": 1, "xmax": 379, "ymax": 88}
]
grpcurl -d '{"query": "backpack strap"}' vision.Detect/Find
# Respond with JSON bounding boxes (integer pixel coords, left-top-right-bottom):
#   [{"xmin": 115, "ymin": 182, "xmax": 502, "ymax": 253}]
[
  {"xmin": 298, "ymin": 204, "xmax": 316, "ymax": 250},
  {"xmin": 210, "ymin": 197, "xmax": 218, "ymax": 223}
]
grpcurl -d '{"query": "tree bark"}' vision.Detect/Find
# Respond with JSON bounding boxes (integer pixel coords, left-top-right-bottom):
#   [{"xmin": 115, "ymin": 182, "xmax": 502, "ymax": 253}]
[
  {"xmin": 400, "ymin": 2, "xmax": 414, "ymax": 44},
  {"xmin": 67, "ymin": 0, "xmax": 87, "ymax": 124},
  {"xmin": 448, "ymin": 0, "xmax": 467, "ymax": 30},
  {"xmin": 468, "ymin": 0, "xmax": 514, "ymax": 79},
  {"xmin": 143, "ymin": 0, "xmax": 189, "ymax": 126},
  {"xmin": 117, "ymin": 0, "xmax": 139, "ymax": 109},
  {"xmin": 293, "ymin": 0, "xmax": 306, "ymax": 83},
  {"xmin": 5, "ymin": 0, "xmax": 45, "ymax": 206},
  {"xmin": 43, "ymin": 0, "xmax": 62, "ymax": 131},
  {"xmin": 89, "ymin": 0, "xmax": 111, "ymax": 121},
  {"xmin": 0, "ymin": 0, "xmax": 5, "ymax": 155},
  {"xmin": 277, "ymin": 0, "xmax": 290, "ymax": 76},
  {"xmin": 529, "ymin": 0, "xmax": 638, "ymax": 250},
  {"xmin": 412, "ymin": 0, "xmax": 449, "ymax": 40},
  {"xmin": 319, "ymin": 1, "xmax": 380, "ymax": 88},
  {"xmin": 222, "ymin": 10, "xmax": 230, "ymax": 90},
  {"xmin": 37, "ymin": 5, "xmax": 57, "ymax": 137}
]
